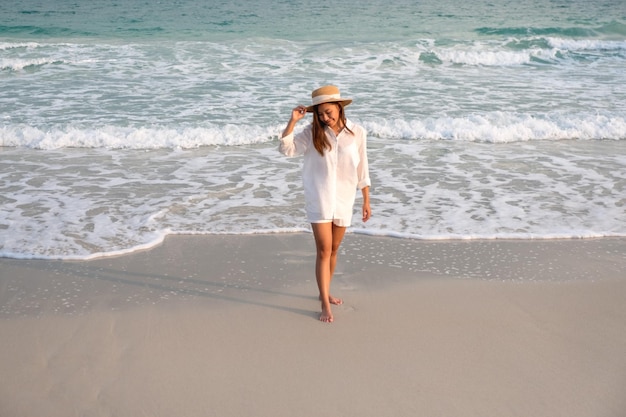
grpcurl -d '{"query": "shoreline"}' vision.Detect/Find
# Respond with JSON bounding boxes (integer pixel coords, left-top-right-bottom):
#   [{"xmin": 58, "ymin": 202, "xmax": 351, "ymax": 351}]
[
  {"xmin": 5, "ymin": 229, "xmax": 626, "ymax": 263},
  {"xmin": 1, "ymin": 234, "xmax": 625, "ymax": 416}
]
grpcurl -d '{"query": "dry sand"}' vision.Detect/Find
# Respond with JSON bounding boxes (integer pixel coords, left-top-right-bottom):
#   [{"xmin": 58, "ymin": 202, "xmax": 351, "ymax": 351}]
[{"xmin": 1, "ymin": 234, "xmax": 625, "ymax": 417}]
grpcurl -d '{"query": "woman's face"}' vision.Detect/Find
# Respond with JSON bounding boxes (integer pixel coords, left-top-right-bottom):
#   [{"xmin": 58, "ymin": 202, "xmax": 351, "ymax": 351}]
[{"xmin": 316, "ymin": 103, "xmax": 341, "ymax": 131}]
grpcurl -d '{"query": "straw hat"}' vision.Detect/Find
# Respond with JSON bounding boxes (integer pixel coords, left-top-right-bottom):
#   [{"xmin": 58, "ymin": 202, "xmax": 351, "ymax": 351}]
[{"xmin": 305, "ymin": 85, "xmax": 352, "ymax": 112}]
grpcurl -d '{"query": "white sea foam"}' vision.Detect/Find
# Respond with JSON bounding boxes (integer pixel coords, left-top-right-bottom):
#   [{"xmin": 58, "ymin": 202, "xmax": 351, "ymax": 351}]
[
  {"xmin": 0, "ymin": 138, "xmax": 624, "ymax": 260},
  {"xmin": 429, "ymin": 47, "xmax": 537, "ymax": 66},
  {"xmin": 546, "ymin": 37, "xmax": 626, "ymax": 51}
]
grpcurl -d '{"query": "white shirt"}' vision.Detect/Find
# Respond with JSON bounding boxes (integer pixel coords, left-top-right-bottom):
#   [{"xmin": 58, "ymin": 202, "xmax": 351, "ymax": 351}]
[{"xmin": 279, "ymin": 119, "xmax": 371, "ymax": 226}]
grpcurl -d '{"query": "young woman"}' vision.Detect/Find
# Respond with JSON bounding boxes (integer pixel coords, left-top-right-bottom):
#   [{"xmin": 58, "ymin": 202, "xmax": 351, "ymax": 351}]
[{"xmin": 279, "ymin": 85, "xmax": 371, "ymax": 323}]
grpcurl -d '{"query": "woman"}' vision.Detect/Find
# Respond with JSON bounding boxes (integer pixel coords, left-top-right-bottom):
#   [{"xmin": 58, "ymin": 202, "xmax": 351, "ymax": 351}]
[{"xmin": 279, "ymin": 85, "xmax": 371, "ymax": 323}]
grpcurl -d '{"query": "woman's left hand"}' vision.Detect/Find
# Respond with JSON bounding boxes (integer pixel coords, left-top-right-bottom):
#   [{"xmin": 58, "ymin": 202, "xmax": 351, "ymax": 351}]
[{"xmin": 362, "ymin": 202, "xmax": 371, "ymax": 222}]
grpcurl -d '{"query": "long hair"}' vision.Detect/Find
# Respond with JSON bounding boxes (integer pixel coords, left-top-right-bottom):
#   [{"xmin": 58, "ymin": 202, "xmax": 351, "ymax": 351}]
[{"xmin": 311, "ymin": 103, "xmax": 353, "ymax": 156}]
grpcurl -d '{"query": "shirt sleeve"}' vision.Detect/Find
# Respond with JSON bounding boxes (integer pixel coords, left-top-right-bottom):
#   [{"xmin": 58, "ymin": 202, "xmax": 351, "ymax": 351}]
[
  {"xmin": 279, "ymin": 126, "xmax": 310, "ymax": 157},
  {"xmin": 356, "ymin": 128, "xmax": 371, "ymax": 190}
]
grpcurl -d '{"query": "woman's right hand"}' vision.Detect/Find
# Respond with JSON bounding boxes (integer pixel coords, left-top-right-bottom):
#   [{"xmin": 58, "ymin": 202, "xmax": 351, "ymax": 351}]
[
  {"xmin": 282, "ymin": 105, "xmax": 308, "ymax": 138},
  {"xmin": 290, "ymin": 105, "xmax": 308, "ymax": 122}
]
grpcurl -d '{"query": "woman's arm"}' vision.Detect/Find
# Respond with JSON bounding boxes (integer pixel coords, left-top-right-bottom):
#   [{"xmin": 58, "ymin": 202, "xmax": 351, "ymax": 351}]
[
  {"xmin": 282, "ymin": 105, "xmax": 307, "ymax": 138},
  {"xmin": 361, "ymin": 186, "xmax": 371, "ymax": 222},
  {"xmin": 279, "ymin": 105, "xmax": 309, "ymax": 157},
  {"xmin": 355, "ymin": 125, "xmax": 371, "ymax": 222}
]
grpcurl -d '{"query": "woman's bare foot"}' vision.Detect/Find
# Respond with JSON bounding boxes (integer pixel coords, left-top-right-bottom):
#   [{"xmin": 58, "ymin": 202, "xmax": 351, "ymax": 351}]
[
  {"xmin": 329, "ymin": 294, "xmax": 343, "ymax": 305},
  {"xmin": 320, "ymin": 304, "xmax": 334, "ymax": 323},
  {"xmin": 319, "ymin": 294, "xmax": 343, "ymax": 305}
]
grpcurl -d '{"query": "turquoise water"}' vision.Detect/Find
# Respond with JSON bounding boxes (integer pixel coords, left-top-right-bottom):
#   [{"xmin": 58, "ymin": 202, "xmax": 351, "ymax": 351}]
[
  {"xmin": 2, "ymin": 0, "xmax": 624, "ymax": 41},
  {"xmin": 1, "ymin": 0, "xmax": 625, "ymax": 259}
]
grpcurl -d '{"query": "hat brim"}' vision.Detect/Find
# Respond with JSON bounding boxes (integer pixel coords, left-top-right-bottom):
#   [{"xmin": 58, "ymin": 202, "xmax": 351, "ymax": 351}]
[{"xmin": 306, "ymin": 99, "xmax": 352, "ymax": 113}]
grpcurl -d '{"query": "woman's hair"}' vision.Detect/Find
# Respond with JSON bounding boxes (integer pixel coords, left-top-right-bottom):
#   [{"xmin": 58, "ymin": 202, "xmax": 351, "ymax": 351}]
[{"xmin": 311, "ymin": 103, "xmax": 353, "ymax": 156}]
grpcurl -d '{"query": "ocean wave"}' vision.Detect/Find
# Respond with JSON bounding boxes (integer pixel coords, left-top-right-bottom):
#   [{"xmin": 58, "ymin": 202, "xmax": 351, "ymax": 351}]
[
  {"xmin": 419, "ymin": 37, "xmax": 625, "ymax": 67},
  {"xmin": 0, "ymin": 41, "xmax": 40, "ymax": 50},
  {"xmin": 0, "ymin": 24, "xmax": 95, "ymax": 38},
  {"xmin": 2, "ymin": 112, "xmax": 624, "ymax": 149},
  {"xmin": 475, "ymin": 26, "xmax": 595, "ymax": 38},
  {"xmin": 0, "ymin": 41, "xmax": 101, "ymax": 71},
  {"xmin": 545, "ymin": 37, "xmax": 626, "ymax": 51},
  {"xmin": 596, "ymin": 21, "xmax": 626, "ymax": 36},
  {"xmin": 0, "ymin": 34, "xmax": 622, "ymax": 80},
  {"xmin": 361, "ymin": 113, "xmax": 626, "ymax": 143},
  {"xmin": 0, "ymin": 57, "xmax": 68, "ymax": 71},
  {"xmin": 422, "ymin": 47, "xmax": 547, "ymax": 66},
  {"xmin": 0, "ymin": 124, "xmax": 279, "ymax": 149}
]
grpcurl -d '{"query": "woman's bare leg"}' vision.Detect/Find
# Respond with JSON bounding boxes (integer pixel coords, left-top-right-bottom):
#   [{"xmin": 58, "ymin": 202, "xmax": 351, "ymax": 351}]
[
  {"xmin": 311, "ymin": 222, "xmax": 347, "ymax": 322},
  {"xmin": 328, "ymin": 223, "xmax": 346, "ymax": 305}
]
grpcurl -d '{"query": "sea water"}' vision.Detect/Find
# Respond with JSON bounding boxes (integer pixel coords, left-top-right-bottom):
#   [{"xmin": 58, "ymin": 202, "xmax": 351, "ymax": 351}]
[{"xmin": 1, "ymin": 0, "xmax": 625, "ymax": 259}]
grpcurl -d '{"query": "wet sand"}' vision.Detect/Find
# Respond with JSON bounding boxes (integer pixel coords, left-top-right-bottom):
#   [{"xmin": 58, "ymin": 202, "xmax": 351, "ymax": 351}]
[{"xmin": 1, "ymin": 234, "xmax": 625, "ymax": 417}]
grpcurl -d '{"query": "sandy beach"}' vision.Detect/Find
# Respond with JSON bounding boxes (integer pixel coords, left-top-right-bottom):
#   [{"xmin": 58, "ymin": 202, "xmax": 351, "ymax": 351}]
[{"xmin": 1, "ymin": 234, "xmax": 625, "ymax": 417}]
